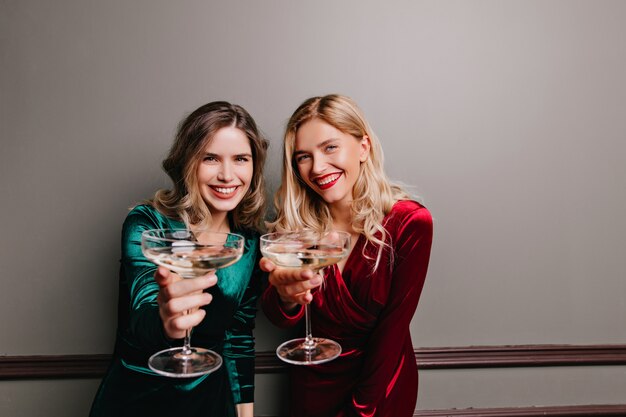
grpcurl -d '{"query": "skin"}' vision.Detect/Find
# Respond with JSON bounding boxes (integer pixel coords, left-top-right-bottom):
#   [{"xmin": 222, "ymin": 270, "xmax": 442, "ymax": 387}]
[
  {"xmin": 196, "ymin": 126, "xmax": 254, "ymax": 231},
  {"xmin": 293, "ymin": 118, "xmax": 369, "ymax": 218},
  {"xmin": 154, "ymin": 126, "xmax": 255, "ymax": 417},
  {"xmin": 261, "ymin": 118, "xmax": 371, "ymax": 310}
]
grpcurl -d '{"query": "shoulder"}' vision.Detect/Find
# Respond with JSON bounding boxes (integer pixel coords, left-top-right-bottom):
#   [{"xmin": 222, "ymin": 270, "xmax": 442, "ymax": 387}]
[
  {"xmin": 127, "ymin": 203, "xmax": 159, "ymax": 219},
  {"xmin": 384, "ymin": 200, "xmax": 433, "ymax": 248},
  {"xmin": 386, "ymin": 200, "xmax": 432, "ymax": 230},
  {"xmin": 123, "ymin": 204, "xmax": 160, "ymax": 230},
  {"xmin": 121, "ymin": 203, "xmax": 180, "ymax": 239}
]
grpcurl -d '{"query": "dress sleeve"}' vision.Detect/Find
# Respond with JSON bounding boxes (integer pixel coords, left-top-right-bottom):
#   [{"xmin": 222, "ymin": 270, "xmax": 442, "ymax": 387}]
[
  {"xmin": 222, "ymin": 244, "xmax": 264, "ymax": 404},
  {"xmin": 260, "ymin": 283, "xmax": 305, "ymax": 328},
  {"xmin": 121, "ymin": 210, "xmax": 173, "ymax": 353},
  {"xmin": 343, "ymin": 205, "xmax": 433, "ymax": 417}
]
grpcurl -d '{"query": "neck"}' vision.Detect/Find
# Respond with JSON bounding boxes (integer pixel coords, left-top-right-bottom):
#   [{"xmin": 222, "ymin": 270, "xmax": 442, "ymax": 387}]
[
  {"xmin": 213, "ymin": 210, "xmax": 230, "ymax": 228},
  {"xmin": 193, "ymin": 213, "xmax": 230, "ymax": 235},
  {"xmin": 329, "ymin": 201, "xmax": 355, "ymax": 234},
  {"xmin": 329, "ymin": 201, "xmax": 361, "ymax": 269}
]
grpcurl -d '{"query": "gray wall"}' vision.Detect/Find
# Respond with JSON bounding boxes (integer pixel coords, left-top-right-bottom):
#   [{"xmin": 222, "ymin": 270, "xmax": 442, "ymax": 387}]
[{"xmin": 1, "ymin": 0, "xmax": 625, "ymax": 415}]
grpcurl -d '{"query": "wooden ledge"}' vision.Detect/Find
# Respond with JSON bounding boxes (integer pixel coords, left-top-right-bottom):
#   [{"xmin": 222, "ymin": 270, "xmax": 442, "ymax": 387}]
[{"xmin": 1, "ymin": 344, "xmax": 626, "ymax": 380}]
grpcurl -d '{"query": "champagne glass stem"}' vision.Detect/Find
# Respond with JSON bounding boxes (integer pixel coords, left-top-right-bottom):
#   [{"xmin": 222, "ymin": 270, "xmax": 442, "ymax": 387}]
[
  {"xmin": 178, "ymin": 269, "xmax": 214, "ymax": 357},
  {"xmin": 303, "ymin": 267, "xmax": 321, "ymax": 351},
  {"xmin": 182, "ymin": 311, "xmax": 192, "ymax": 356},
  {"xmin": 303, "ymin": 303, "xmax": 315, "ymax": 350}
]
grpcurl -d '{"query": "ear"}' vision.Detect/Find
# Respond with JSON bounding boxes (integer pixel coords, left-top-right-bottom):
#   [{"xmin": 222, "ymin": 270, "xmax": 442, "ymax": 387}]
[{"xmin": 359, "ymin": 135, "xmax": 371, "ymax": 162}]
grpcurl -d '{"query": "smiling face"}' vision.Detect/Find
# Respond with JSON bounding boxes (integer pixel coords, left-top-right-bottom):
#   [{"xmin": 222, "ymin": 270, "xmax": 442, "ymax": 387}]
[
  {"xmin": 294, "ymin": 118, "xmax": 370, "ymax": 209},
  {"xmin": 197, "ymin": 126, "xmax": 253, "ymax": 223}
]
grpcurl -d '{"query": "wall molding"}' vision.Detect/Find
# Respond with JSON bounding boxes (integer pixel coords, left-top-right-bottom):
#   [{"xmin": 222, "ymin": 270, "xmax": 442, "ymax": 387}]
[
  {"xmin": 246, "ymin": 405, "xmax": 626, "ymax": 417},
  {"xmin": 412, "ymin": 344, "xmax": 626, "ymax": 369},
  {"xmin": 413, "ymin": 405, "xmax": 626, "ymax": 416},
  {"xmin": 1, "ymin": 344, "xmax": 626, "ymax": 380}
]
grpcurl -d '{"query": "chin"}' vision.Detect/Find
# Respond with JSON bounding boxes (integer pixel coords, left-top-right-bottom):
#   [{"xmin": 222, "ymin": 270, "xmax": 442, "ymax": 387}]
[
  {"xmin": 214, "ymin": 200, "xmax": 241, "ymax": 212},
  {"xmin": 319, "ymin": 190, "xmax": 347, "ymax": 205}
]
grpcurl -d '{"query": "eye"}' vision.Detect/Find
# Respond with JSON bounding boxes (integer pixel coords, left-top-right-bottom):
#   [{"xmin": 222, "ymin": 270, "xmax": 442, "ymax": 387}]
[
  {"xmin": 324, "ymin": 144, "xmax": 338, "ymax": 152},
  {"xmin": 235, "ymin": 156, "xmax": 251, "ymax": 163},
  {"xmin": 203, "ymin": 155, "xmax": 217, "ymax": 162},
  {"xmin": 295, "ymin": 154, "xmax": 310, "ymax": 163}
]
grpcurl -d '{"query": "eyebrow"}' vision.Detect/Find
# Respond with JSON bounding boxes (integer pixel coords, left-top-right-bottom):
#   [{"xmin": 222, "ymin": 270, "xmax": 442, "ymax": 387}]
[
  {"xmin": 203, "ymin": 152, "xmax": 253, "ymax": 158},
  {"xmin": 294, "ymin": 138, "xmax": 338, "ymax": 155}
]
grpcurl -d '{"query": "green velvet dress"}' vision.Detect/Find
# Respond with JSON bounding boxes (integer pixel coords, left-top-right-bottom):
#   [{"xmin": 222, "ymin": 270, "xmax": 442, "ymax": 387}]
[{"xmin": 90, "ymin": 204, "xmax": 262, "ymax": 417}]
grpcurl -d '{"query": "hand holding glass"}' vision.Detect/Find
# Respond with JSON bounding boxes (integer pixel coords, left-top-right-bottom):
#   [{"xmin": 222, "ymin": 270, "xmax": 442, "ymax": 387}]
[
  {"xmin": 141, "ymin": 229, "xmax": 244, "ymax": 377},
  {"xmin": 260, "ymin": 230, "xmax": 350, "ymax": 365}
]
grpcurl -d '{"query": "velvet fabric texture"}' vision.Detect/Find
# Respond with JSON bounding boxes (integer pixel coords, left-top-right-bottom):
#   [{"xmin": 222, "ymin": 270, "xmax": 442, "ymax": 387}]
[
  {"xmin": 262, "ymin": 200, "xmax": 433, "ymax": 417},
  {"xmin": 90, "ymin": 204, "xmax": 262, "ymax": 417}
]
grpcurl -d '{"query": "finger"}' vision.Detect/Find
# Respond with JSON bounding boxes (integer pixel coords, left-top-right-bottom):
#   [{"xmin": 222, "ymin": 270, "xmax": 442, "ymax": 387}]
[
  {"xmin": 154, "ymin": 266, "xmax": 180, "ymax": 287},
  {"xmin": 159, "ymin": 275, "xmax": 217, "ymax": 300},
  {"xmin": 269, "ymin": 268, "xmax": 314, "ymax": 285},
  {"xmin": 279, "ymin": 274, "xmax": 323, "ymax": 296},
  {"xmin": 164, "ymin": 309, "xmax": 207, "ymax": 339},
  {"xmin": 278, "ymin": 290, "xmax": 312, "ymax": 304},
  {"xmin": 293, "ymin": 290, "xmax": 313, "ymax": 305},
  {"xmin": 259, "ymin": 257, "xmax": 276, "ymax": 272},
  {"xmin": 160, "ymin": 292, "xmax": 213, "ymax": 316}
]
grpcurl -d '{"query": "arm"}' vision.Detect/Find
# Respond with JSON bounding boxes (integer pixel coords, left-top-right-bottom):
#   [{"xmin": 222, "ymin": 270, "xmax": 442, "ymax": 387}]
[
  {"xmin": 260, "ymin": 282, "xmax": 305, "ymax": 328},
  {"xmin": 121, "ymin": 212, "xmax": 172, "ymax": 352},
  {"xmin": 260, "ymin": 258, "xmax": 323, "ymax": 328},
  {"xmin": 343, "ymin": 206, "xmax": 433, "ymax": 417},
  {"xmin": 122, "ymin": 210, "xmax": 215, "ymax": 351}
]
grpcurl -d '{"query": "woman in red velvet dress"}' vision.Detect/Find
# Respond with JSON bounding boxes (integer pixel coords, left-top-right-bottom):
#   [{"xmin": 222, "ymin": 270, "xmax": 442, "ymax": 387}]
[{"xmin": 260, "ymin": 94, "xmax": 433, "ymax": 417}]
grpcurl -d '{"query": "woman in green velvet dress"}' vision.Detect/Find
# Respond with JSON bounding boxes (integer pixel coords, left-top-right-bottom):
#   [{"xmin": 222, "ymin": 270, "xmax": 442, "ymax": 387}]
[{"xmin": 90, "ymin": 101, "xmax": 268, "ymax": 417}]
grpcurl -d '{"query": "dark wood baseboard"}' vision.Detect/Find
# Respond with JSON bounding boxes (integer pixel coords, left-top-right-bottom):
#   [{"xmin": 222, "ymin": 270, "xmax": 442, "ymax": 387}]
[
  {"xmin": 1, "ymin": 344, "xmax": 626, "ymax": 380},
  {"xmin": 0, "ymin": 354, "xmax": 111, "ymax": 379},
  {"xmin": 413, "ymin": 404, "xmax": 626, "ymax": 416},
  {"xmin": 253, "ymin": 405, "xmax": 626, "ymax": 416},
  {"xmin": 257, "ymin": 344, "xmax": 626, "ymax": 373}
]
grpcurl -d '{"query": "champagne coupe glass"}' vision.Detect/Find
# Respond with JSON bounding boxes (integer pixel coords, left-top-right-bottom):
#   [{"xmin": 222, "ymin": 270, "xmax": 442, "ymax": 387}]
[
  {"xmin": 260, "ymin": 230, "xmax": 351, "ymax": 365},
  {"xmin": 141, "ymin": 229, "xmax": 244, "ymax": 377}
]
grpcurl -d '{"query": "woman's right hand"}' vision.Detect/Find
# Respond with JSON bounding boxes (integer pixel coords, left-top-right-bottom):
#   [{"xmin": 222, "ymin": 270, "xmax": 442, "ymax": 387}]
[
  {"xmin": 154, "ymin": 266, "xmax": 217, "ymax": 340},
  {"xmin": 259, "ymin": 257, "xmax": 323, "ymax": 310}
]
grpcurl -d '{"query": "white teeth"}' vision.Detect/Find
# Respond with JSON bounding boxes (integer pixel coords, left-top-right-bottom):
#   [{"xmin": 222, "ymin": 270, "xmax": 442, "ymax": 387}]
[
  {"xmin": 317, "ymin": 174, "xmax": 340, "ymax": 186},
  {"xmin": 214, "ymin": 186, "xmax": 236, "ymax": 194}
]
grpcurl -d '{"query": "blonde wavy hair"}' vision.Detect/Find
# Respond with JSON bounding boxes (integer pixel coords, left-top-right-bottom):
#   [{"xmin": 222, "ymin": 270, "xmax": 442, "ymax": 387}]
[
  {"xmin": 150, "ymin": 101, "xmax": 268, "ymax": 233},
  {"xmin": 271, "ymin": 94, "xmax": 411, "ymax": 269}
]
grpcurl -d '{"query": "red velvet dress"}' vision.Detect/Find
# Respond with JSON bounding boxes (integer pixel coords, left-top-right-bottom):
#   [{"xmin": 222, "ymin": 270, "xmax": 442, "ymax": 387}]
[{"xmin": 262, "ymin": 200, "xmax": 433, "ymax": 417}]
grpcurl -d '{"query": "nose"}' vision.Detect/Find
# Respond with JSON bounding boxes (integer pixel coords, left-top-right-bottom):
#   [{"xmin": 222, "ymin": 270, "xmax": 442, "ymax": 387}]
[
  {"xmin": 217, "ymin": 161, "xmax": 233, "ymax": 182},
  {"xmin": 311, "ymin": 153, "xmax": 327, "ymax": 175}
]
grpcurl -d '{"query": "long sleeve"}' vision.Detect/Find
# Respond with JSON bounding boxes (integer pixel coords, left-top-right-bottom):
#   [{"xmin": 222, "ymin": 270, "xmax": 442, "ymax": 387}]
[
  {"xmin": 120, "ymin": 208, "xmax": 173, "ymax": 354},
  {"xmin": 261, "ymin": 283, "xmax": 305, "ymax": 328},
  {"xmin": 222, "ymin": 245, "xmax": 264, "ymax": 404},
  {"xmin": 343, "ymin": 206, "xmax": 433, "ymax": 417}
]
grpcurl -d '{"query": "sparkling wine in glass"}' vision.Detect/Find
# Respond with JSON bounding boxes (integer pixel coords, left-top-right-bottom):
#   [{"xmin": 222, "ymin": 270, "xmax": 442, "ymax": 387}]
[
  {"xmin": 260, "ymin": 230, "xmax": 350, "ymax": 365},
  {"xmin": 141, "ymin": 229, "xmax": 244, "ymax": 377}
]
